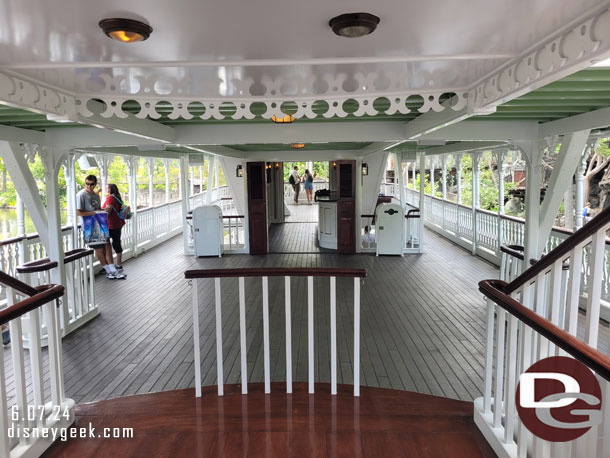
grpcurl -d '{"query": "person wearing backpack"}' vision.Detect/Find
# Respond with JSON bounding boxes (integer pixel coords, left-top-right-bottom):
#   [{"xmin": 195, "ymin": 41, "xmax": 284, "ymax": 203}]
[
  {"xmin": 102, "ymin": 183, "xmax": 129, "ymax": 276},
  {"xmin": 289, "ymin": 166, "xmax": 301, "ymax": 205}
]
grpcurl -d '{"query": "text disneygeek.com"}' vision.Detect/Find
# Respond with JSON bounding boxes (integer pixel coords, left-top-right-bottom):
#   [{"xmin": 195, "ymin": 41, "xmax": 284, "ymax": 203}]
[{"xmin": 8, "ymin": 423, "xmax": 134, "ymax": 442}]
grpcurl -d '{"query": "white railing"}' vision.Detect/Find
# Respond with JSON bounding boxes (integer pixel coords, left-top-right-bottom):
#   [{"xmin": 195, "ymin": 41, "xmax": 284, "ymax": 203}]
[
  {"xmin": 15, "ymin": 250, "xmax": 99, "ymax": 346},
  {"xmin": 0, "ymin": 274, "xmax": 74, "ymax": 457},
  {"xmin": 221, "ymin": 216, "xmax": 246, "ymax": 252},
  {"xmin": 186, "ymin": 267, "xmax": 365, "ymax": 397},
  {"xmin": 476, "ymin": 211, "xmax": 610, "ymax": 458},
  {"xmin": 132, "ymin": 201, "xmax": 183, "ymax": 253}
]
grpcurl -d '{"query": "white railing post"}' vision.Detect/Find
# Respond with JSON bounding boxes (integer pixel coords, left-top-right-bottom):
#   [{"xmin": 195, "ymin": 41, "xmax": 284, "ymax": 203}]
[
  {"xmin": 262, "ymin": 276, "xmax": 271, "ymax": 394},
  {"xmin": 354, "ymin": 277, "xmax": 361, "ymax": 397},
  {"xmin": 308, "ymin": 276, "xmax": 314, "ymax": 394},
  {"xmin": 472, "ymin": 153, "xmax": 481, "ymax": 255},
  {"xmin": 215, "ymin": 277, "xmax": 224, "ymax": 396},
  {"xmin": 192, "ymin": 278, "xmax": 202, "ymax": 397},
  {"xmin": 285, "ymin": 276, "xmax": 292, "ymax": 394},
  {"xmin": 239, "ymin": 277, "xmax": 248, "ymax": 394},
  {"xmin": 330, "ymin": 276, "xmax": 337, "ymax": 395},
  {"xmin": 0, "ymin": 339, "xmax": 10, "ymax": 457}
]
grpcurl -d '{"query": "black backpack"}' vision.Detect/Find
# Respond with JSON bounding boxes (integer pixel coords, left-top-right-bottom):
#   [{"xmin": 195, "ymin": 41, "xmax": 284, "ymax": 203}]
[{"xmin": 289, "ymin": 174, "xmax": 295, "ymax": 185}]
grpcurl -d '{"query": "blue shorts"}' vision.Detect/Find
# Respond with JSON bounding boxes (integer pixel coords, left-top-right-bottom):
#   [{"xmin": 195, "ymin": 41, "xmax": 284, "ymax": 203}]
[{"xmin": 304, "ymin": 181, "xmax": 313, "ymax": 190}]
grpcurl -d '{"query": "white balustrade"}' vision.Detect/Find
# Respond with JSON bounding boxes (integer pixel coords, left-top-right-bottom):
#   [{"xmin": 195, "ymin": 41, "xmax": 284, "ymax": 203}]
[
  {"xmin": 476, "ymin": 212, "xmax": 610, "ymax": 458},
  {"xmin": 187, "ymin": 268, "xmax": 365, "ymax": 398},
  {"xmin": 0, "ymin": 274, "xmax": 74, "ymax": 457}
]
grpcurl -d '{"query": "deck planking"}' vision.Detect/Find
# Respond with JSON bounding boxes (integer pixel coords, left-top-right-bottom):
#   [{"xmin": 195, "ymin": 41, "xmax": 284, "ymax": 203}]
[{"xmin": 3, "ymin": 226, "xmax": 609, "ymax": 409}]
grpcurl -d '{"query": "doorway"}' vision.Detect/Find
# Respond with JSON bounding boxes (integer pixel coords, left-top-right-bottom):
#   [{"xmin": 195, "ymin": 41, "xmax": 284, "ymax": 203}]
[{"xmin": 269, "ymin": 161, "xmax": 329, "ymax": 253}]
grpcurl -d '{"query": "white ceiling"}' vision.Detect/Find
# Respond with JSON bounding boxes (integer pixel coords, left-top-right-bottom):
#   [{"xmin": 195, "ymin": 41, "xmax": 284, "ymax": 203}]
[{"xmin": 0, "ymin": 0, "xmax": 607, "ymax": 98}]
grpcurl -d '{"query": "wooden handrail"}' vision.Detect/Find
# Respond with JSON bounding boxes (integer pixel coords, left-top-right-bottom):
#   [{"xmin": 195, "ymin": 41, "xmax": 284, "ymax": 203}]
[
  {"xmin": 0, "ymin": 235, "xmax": 25, "ymax": 246},
  {"xmin": 16, "ymin": 259, "xmax": 58, "ymax": 274},
  {"xmin": 185, "ymin": 267, "xmax": 367, "ymax": 279},
  {"xmin": 500, "ymin": 244, "xmax": 524, "ymax": 260},
  {"xmin": 480, "ymin": 279, "xmax": 610, "ymax": 382},
  {"xmin": 0, "ymin": 283, "xmax": 64, "ymax": 326},
  {"xmin": 222, "ymin": 215, "xmax": 244, "ymax": 219},
  {"xmin": 0, "ymin": 271, "xmax": 39, "ymax": 296},
  {"xmin": 64, "ymin": 248, "xmax": 95, "ymax": 264},
  {"xmin": 505, "ymin": 203, "xmax": 610, "ymax": 294}
]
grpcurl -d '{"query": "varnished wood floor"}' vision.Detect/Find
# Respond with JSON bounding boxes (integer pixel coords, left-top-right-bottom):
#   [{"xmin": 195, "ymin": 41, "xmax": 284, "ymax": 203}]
[{"xmin": 43, "ymin": 383, "xmax": 496, "ymax": 458}]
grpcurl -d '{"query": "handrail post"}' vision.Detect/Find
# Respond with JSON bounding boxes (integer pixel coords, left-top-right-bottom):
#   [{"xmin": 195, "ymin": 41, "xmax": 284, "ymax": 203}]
[
  {"xmin": 472, "ymin": 152, "xmax": 481, "ymax": 255},
  {"xmin": 192, "ymin": 278, "xmax": 202, "ymax": 397},
  {"xmin": 308, "ymin": 276, "xmax": 314, "ymax": 394},
  {"xmin": 354, "ymin": 277, "xmax": 361, "ymax": 397}
]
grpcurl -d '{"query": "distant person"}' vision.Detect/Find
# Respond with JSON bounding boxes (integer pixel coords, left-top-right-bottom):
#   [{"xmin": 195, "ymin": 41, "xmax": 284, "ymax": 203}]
[
  {"xmin": 362, "ymin": 225, "xmax": 375, "ymax": 246},
  {"xmin": 304, "ymin": 169, "xmax": 316, "ymax": 204},
  {"xmin": 289, "ymin": 166, "xmax": 301, "ymax": 205},
  {"xmin": 76, "ymin": 175, "xmax": 125, "ymax": 279},
  {"xmin": 102, "ymin": 183, "xmax": 127, "ymax": 276}
]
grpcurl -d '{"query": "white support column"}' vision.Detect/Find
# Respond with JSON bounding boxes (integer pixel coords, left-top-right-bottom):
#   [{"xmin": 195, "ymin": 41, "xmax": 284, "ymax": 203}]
[
  {"xmin": 456, "ymin": 153, "xmax": 463, "ymax": 205},
  {"xmin": 418, "ymin": 152, "xmax": 425, "ymax": 253},
  {"xmin": 441, "ymin": 155, "xmax": 447, "ymax": 229},
  {"xmin": 125, "ymin": 156, "xmax": 139, "ymax": 256},
  {"xmin": 496, "ymin": 150, "xmax": 506, "ymax": 253},
  {"xmin": 411, "ymin": 162, "xmax": 416, "ymax": 190},
  {"xmin": 189, "ymin": 166, "xmax": 194, "ymax": 197},
  {"xmin": 16, "ymin": 194, "xmax": 25, "ymax": 236},
  {"xmin": 396, "ymin": 153, "xmax": 405, "ymax": 208},
  {"xmin": 429, "ymin": 159, "xmax": 435, "ymax": 196},
  {"xmin": 564, "ymin": 180, "xmax": 575, "ymax": 230},
  {"xmin": 62, "ymin": 154, "xmax": 78, "ymax": 250},
  {"xmin": 205, "ymin": 156, "xmax": 214, "ymax": 205},
  {"xmin": 164, "ymin": 160, "xmax": 171, "ymax": 204},
  {"xmin": 575, "ymin": 156, "xmax": 587, "ymax": 229},
  {"xmin": 40, "ymin": 147, "xmax": 68, "ymax": 288},
  {"xmin": 537, "ymin": 130, "xmax": 590, "ymax": 248},
  {"xmin": 519, "ymin": 141, "xmax": 544, "ymax": 266},
  {"xmin": 179, "ymin": 155, "xmax": 191, "ymax": 254},
  {"xmin": 95, "ymin": 156, "xmax": 109, "ymax": 202},
  {"xmin": 147, "ymin": 158, "xmax": 155, "ymax": 208},
  {"xmin": 213, "ymin": 155, "xmax": 219, "ymax": 196},
  {"xmin": 472, "ymin": 152, "xmax": 481, "ymax": 255}
]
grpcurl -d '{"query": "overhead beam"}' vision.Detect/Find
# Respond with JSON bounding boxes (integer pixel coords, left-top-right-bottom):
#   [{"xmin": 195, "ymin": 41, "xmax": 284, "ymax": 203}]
[
  {"xmin": 45, "ymin": 127, "xmax": 172, "ymax": 148},
  {"xmin": 421, "ymin": 141, "xmax": 506, "ymax": 156},
  {"xmin": 419, "ymin": 120, "xmax": 538, "ymax": 142},
  {"xmin": 538, "ymin": 107, "xmax": 610, "ymax": 138},
  {"xmin": 0, "ymin": 124, "xmax": 45, "ymax": 143},
  {"xmin": 404, "ymin": 105, "xmax": 471, "ymax": 139},
  {"xmin": 175, "ymin": 121, "xmax": 407, "ymax": 145}
]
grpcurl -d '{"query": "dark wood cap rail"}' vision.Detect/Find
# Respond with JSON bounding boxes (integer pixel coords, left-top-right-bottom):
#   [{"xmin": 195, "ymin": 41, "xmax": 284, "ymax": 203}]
[
  {"xmin": 16, "ymin": 259, "xmax": 58, "ymax": 274},
  {"xmin": 505, "ymin": 203, "xmax": 610, "ymax": 294},
  {"xmin": 0, "ymin": 271, "xmax": 39, "ymax": 296},
  {"xmin": 185, "ymin": 267, "xmax": 367, "ymax": 279},
  {"xmin": 0, "ymin": 283, "xmax": 64, "ymax": 326},
  {"xmin": 500, "ymin": 244, "xmax": 524, "ymax": 260},
  {"xmin": 480, "ymin": 279, "xmax": 610, "ymax": 382},
  {"xmin": 64, "ymin": 248, "xmax": 95, "ymax": 264}
]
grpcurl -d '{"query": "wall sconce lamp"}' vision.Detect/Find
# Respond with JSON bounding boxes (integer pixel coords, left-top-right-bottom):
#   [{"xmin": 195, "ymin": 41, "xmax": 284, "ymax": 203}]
[
  {"xmin": 236, "ymin": 164, "xmax": 243, "ymax": 177},
  {"xmin": 275, "ymin": 162, "xmax": 280, "ymax": 169},
  {"xmin": 362, "ymin": 162, "xmax": 369, "ymax": 176},
  {"xmin": 332, "ymin": 161, "xmax": 337, "ymax": 168}
]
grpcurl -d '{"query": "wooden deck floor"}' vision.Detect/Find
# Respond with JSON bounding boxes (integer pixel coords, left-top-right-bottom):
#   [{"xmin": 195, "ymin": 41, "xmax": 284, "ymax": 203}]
[
  {"xmin": 44, "ymin": 383, "xmax": 496, "ymax": 458},
  {"xmin": 4, "ymin": 227, "xmax": 609, "ymax": 409}
]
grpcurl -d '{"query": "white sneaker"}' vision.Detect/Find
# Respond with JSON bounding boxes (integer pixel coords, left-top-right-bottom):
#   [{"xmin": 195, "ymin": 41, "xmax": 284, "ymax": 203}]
[
  {"xmin": 116, "ymin": 265, "xmax": 126, "ymax": 275},
  {"xmin": 106, "ymin": 271, "xmax": 126, "ymax": 280}
]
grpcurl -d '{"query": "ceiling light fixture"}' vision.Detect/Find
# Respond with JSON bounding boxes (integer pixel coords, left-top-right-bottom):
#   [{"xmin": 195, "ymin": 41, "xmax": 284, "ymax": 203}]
[
  {"xmin": 99, "ymin": 18, "xmax": 153, "ymax": 43},
  {"xmin": 271, "ymin": 114, "xmax": 296, "ymax": 123},
  {"xmin": 329, "ymin": 13, "xmax": 380, "ymax": 38},
  {"xmin": 291, "ymin": 143, "xmax": 305, "ymax": 149}
]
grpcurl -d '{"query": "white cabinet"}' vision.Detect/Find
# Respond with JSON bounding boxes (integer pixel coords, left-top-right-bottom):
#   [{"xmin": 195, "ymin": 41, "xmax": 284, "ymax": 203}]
[
  {"xmin": 192, "ymin": 205, "xmax": 223, "ymax": 257},
  {"xmin": 375, "ymin": 203, "xmax": 404, "ymax": 256},
  {"xmin": 318, "ymin": 201, "xmax": 337, "ymax": 250}
]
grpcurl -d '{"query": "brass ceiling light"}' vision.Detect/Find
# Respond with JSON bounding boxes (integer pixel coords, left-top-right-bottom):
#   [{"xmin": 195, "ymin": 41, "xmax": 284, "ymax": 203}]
[
  {"xmin": 329, "ymin": 13, "xmax": 380, "ymax": 38},
  {"xmin": 291, "ymin": 143, "xmax": 305, "ymax": 149},
  {"xmin": 99, "ymin": 18, "xmax": 153, "ymax": 43},
  {"xmin": 271, "ymin": 114, "xmax": 296, "ymax": 123}
]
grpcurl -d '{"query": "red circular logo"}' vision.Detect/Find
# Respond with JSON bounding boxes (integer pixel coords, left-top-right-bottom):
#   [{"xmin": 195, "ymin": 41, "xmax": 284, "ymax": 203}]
[{"xmin": 515, "ymin": 356, "xmax": 602, "ymax": 442}]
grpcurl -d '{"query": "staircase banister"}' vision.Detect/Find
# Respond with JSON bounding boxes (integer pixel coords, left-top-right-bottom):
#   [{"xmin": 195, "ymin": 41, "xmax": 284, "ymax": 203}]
[
  {"xmin": 480, "ymin": 279, "xmax": 610, "ymax": 382},
  {"xmin": 185, "ymin": 267, "xmax": 367, "ymax": 279},
  {"xmin": 505, "ymin": 203, "xmax": 610, "ymax": 295},
  {"xmin": 0, "ymin": 283, "xmax": 64, "ymax": 326},
  {"xmin": 0, "ymin": 270, "xmax": 39, "ymax": 296},
  {"xmin": 500, "ymin": 244, "xmax": 524, "ymax": 260}
]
